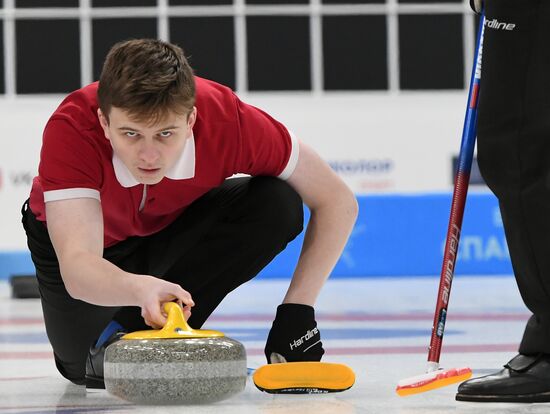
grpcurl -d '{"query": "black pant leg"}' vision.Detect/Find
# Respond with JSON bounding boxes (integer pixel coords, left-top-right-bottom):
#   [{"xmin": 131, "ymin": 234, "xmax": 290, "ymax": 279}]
[
  {"xmin": 146, "ymin": 176, "xmax": 304, "ymax": 328},
  {"xmin": 476, "ymin": 0, "xmax": 550, "ymax": 353},
  {"xmin": 21, "ymin": 202, "xmax": 117, "ymax": 384},
  {"xmin": 21, "ymin": 201, "xmax": 149, "ymax": 383}
]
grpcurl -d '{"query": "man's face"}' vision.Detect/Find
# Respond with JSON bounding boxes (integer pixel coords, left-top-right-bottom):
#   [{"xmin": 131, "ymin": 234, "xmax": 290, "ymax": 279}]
[{"xmin": 98, "ymin": 106, "xmax": 196, "ymax": 185}]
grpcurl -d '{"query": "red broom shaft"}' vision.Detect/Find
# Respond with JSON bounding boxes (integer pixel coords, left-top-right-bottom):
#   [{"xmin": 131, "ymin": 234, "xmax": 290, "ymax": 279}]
[
  {"xmin": 427, "ymin": 14, "xmax": 486, "ymax": 365},
  {"xmin": 428, "ymin": 173, "xmax": 470, "ymax": 363}
]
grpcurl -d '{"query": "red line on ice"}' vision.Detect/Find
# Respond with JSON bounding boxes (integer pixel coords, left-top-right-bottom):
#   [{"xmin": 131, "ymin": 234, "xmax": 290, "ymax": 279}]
[
  {"xmin": 0, "ymin": 313, "xmax": 529, "ymax": 327},
  {"xmin": 246, "ymin": 343, "xmax": 518, "ymax": 356},
  {"xmin": 1, "ymin": 345, "xmax": 518, "ymax": 360}
]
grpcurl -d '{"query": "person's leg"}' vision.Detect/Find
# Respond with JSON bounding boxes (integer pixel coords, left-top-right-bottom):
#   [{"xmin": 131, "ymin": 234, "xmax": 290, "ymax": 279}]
[
  {"xmin": 457, "ymin": 0, "xmax": 550, "ymax": 402},
  {"xmin": 22, "ymin": 201, "xmax": 117, "ymax": 384},
  {"xmin": 21, "ymin": 201, "xmax": 148, "ymax": 384},
  {"xmin": 163, "ymin": 176, "xmax": 303, "ymax": 328},
  {"xmin": 476, "ymin": 0, "xmax": 550, "ymax": 354},
  {"xmin": 113, "ymin": 176, "xmax": 304, "ymax": 330}
]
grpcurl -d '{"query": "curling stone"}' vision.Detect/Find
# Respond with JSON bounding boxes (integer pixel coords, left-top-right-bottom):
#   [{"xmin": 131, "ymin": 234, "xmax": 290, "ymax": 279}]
[{"xmin": 104, "ymin": 302, "xmax": 247, "ymax": 404}]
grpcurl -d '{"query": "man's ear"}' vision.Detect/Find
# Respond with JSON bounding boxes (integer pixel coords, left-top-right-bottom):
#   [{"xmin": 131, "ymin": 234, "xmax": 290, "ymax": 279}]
[
  {"xmin": 187, "ymin": 107, "xmax": 197, "ymax": 131},
  {"xmin": 97, "ymin": 108, "xmax": 111, "ymax": 140}
]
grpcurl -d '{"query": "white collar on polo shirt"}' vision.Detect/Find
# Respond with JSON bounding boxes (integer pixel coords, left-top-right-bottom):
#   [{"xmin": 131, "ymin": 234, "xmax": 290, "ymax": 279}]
[{"xmin": 112, "ymin": 135, "xmax": 196, "ymax": 188}]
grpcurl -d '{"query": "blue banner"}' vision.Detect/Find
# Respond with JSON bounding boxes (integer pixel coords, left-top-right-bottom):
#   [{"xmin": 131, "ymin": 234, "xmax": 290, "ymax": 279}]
[
  {"xmin": 257, "ymin": 192, "xmax": 512, "ymax": 278},
  {"xmin": 0, "ymin": 192, "xmax": 513, "ymax": 280}
]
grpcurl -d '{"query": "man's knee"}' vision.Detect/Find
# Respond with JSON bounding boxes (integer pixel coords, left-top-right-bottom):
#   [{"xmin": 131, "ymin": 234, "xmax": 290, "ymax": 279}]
[{"xmin": 249, "ymin": 177, "xmax": 304, "ymax": 240}]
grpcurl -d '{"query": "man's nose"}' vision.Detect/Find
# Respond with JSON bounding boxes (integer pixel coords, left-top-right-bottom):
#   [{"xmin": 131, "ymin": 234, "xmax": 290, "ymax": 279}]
[{"xmin": 139, "ymin": 141, "xmax": 160, "ymax": 164}]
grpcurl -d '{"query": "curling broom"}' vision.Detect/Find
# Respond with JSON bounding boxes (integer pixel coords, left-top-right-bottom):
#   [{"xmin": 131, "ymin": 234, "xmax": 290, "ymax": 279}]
[{"xmin": 396, "ymin": 11, "xmax": 486, "ymax": 397}]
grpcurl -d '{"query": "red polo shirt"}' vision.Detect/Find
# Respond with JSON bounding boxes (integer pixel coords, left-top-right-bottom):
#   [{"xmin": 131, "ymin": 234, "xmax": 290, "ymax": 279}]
[{"xmin": 29, "ymin": 77, "xmax": 299, "ymax": 247}]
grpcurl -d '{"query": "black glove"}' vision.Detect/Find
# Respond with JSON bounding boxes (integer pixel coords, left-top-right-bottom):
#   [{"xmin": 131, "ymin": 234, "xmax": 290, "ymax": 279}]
[
  {"xmin": 469, "ymin": 0, "xmax": 483, "ymax": 14},
  {"xmin": 264, "ymin": 303, "xmax": 325, "ymax": 364}
]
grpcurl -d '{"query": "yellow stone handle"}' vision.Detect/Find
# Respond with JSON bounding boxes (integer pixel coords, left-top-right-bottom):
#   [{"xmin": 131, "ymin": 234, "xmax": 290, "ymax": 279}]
[{"xmin": 122, "ymin": 302, "xmax": 225, "ymax": 340}]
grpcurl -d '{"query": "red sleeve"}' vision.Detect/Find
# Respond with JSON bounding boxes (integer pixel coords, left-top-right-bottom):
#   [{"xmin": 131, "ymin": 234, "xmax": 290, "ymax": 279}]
[
  {"xmin": 39, "ymin": 118, "xmax": 103, "ymax": 196},
  {"xmin": 233, "ymin": 94, "xmax": 299, "ymax": 179}
]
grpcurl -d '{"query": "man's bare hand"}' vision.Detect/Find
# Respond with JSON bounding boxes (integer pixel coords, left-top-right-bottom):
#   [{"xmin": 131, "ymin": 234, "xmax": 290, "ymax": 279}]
[{"xmin": 135, "ymin": 276, "xmax": 194, "ymax": 328}]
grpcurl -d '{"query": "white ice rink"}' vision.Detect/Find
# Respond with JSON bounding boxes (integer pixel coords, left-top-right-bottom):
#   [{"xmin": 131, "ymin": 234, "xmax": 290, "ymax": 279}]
[{"xmin": 1, "ymin": 276, "xmax": 549, "ymax": 413}]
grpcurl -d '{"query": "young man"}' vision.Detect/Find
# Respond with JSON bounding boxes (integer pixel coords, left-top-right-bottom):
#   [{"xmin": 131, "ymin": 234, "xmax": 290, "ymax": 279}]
[
  {"xmin": 21, "ymin": 39, "xmax": 358, "ymax": 389},
  {"xmin": 456, "ymin": 0, "xmax": 550, "ymax": 403}
]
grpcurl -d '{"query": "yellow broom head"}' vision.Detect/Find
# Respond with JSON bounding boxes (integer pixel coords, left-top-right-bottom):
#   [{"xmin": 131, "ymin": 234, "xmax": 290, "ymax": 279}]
[
  {"xmin": 396, "ymin": 367, "xmax": 472, "ymax": 396},
  {"xmin": 253, "ymin": 361, "xmax": 355, "ymax": 394}
]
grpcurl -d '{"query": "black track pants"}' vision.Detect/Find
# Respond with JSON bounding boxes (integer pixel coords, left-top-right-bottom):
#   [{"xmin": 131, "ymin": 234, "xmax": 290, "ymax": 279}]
[
  {"xmin": 476, "ymin": 0, "xmax": 550, "ymax": 354},
  {"xmin": 22, "ymin": 176, "xmax": 303, "ymax": 384}
]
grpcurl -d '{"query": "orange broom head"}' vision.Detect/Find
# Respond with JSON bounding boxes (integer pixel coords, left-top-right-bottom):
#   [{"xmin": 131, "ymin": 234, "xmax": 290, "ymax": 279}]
[{"xmin": 396, "ymin": 367, "xmax": 472, "ymax": 397}]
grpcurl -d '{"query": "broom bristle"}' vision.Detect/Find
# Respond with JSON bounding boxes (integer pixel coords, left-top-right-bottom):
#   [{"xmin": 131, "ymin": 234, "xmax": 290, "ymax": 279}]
[{"xmin": 396, "ymin": 367, "xmax": 472, "ymax": 396}]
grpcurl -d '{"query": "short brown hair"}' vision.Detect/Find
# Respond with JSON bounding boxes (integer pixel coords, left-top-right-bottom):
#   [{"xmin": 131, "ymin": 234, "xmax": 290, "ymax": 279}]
[{"xmin": 98, "ymin": 39, "xmax": 195, "ymax": 124}]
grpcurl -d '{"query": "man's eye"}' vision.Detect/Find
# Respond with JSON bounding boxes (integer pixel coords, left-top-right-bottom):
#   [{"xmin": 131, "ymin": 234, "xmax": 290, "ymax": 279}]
[
  {"xmin": 125, "ymin": 131, "xmax": 138, "ymax": 137},
  {"xmin": 159, "ymin": 131, "xmax": 172, "ymax": 138}
]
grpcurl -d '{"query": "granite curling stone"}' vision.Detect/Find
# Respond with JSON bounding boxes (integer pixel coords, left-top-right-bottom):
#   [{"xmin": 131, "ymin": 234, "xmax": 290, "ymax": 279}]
[{"xmin": 104, "ymin": 302, "xmax": 247, "ymax": 404}]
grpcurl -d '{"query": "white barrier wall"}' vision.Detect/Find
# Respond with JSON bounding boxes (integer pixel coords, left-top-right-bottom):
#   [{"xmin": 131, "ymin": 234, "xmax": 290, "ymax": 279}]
[{"xmin": 0, "ymin": 92, "xmax": 469, "ymax": 250}]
